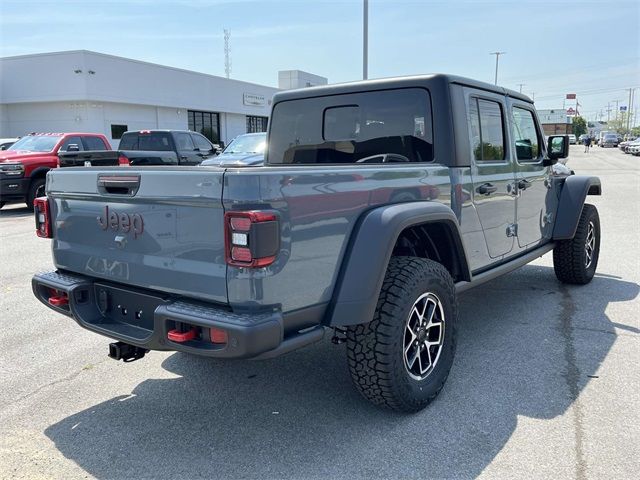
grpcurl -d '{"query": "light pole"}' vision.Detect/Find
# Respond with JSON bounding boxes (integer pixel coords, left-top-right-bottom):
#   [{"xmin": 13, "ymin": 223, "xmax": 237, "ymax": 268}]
[
  {"xmin": 490, "ymin": 52, "xmax": 506, "ymax": 85},
  {"xmin": 363, "ymin": 0, "xmax": 368, "ymax": 80}
]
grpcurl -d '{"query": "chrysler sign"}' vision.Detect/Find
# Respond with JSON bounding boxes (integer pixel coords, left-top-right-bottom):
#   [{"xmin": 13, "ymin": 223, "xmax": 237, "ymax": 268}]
[{"xmin": 243, "ymin": 93, "xmax": 266, "ymax": 106}]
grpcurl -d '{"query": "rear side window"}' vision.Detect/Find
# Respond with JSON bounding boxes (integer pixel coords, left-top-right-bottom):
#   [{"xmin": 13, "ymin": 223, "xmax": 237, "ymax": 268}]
[
  {"xmin": 268, "ymin": 88, "xmax": 433, "ymax": 164},
  {"xmin": 82, "ymin": 136, "xmax": 107, "ymax": 151},
  {"xmin": 511, "ymin": 107, "xmax": 541, "ymax": 161},
  {"xmin": 469, "ymin": 98, "xmax": 505, "ymax": 162},
  {"xmin": 175, "ymin": 132, "xmax": 195, "ymax": 150}
]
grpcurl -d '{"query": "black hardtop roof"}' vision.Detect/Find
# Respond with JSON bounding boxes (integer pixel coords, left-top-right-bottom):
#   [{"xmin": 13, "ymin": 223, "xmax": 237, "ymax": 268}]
[{"xmin": 272, "ymin": 73, "xmax": 532, "ymax": 104}]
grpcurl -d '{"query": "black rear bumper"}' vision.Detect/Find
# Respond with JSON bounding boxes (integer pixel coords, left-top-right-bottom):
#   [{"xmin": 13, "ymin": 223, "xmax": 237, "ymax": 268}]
[{"xmin": 32, "ymin": 270, "xmax": 296, "ymax": 359}]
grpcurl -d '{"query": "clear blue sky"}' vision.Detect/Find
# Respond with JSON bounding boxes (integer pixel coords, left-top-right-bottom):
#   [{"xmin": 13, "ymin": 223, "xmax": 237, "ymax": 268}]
[{"xmin": 1, "ymin": 0, "xmax": 638, "ymax": 122}]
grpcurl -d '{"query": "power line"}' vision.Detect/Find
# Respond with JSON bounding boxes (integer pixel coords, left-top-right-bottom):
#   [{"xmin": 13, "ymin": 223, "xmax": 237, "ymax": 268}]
[{"xmin": 533, "ymin": 85, "xmax": 640, "ymax": 101}]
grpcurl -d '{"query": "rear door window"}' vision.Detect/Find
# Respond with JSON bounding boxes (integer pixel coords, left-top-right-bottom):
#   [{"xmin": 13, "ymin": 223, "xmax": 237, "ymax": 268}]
[
  {"xmin": 470, "ymin": 98, "xmax": 505, "ymax": 162},
  {"xmin": 268, "ymin": 88, "xmax": 433, "ymax": 164},
  {"xmin": 192, "ymin": 133, "xmax": 214, "ymax": 151},
  {"xmin": 82, "ymin": 136, "xmax": 108, "ymax": 151},
  {"xmin": 175, "ymin": 132, "xmax": 195, "ymax": 151}
]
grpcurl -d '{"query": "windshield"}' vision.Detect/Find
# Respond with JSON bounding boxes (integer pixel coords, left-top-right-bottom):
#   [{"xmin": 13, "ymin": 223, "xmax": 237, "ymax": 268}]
[
  {"xmin": 223, "ymin": 133, "xmax": 266, "ymax": 154},
  {"xmin": 7, "ymin": 135, "xmax": 60, "ymax": 153},
  {"xmin": 604, "ymin": 135, "xmax": 617, "ymax": 140}
]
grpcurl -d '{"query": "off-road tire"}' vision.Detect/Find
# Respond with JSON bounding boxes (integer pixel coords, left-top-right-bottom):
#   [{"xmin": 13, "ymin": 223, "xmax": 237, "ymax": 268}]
[
  {"xmin": 26, "ymin": 177, "xmax": 46, "ymax": 210},
  {"xmin": 553, "ymin": 203, "xmax": 600, "ymax": 285},
  {"xmin": 346, "ymin": 257, "xmax": 457, "ymax": 412}
]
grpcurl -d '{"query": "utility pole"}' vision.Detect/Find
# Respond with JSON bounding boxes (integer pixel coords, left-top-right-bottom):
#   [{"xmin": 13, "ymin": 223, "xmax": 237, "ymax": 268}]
[
  {"xmin": 363, "ymin": 0, "xmax": 368, "ymax": 80},
  {"xmin": 531, "ymin": 92, "xmax": 535, "ymax": 101},
  {"xmin": 490, "ymin": 52, "xmax": 505, "ymax": 85},
  {"xmin": 606, "ymin": 102, "xmax": 612, "ymax": 122},
  {"xmin": 517, "ymin": 83, "xmax": 525, "ymax": 93},
  {"xmin": 224, "ymin": 29, "xmax": 231, "ymax": 79},
  {"xmin": 627, "ymin": 87, "xmax": 633, "ymax": 131}
]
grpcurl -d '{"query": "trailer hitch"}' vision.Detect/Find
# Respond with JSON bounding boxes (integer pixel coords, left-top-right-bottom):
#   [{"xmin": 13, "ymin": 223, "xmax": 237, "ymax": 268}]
[{"xmin": 108, "ymin": 341, "xmax": 148, "ymax": 362}]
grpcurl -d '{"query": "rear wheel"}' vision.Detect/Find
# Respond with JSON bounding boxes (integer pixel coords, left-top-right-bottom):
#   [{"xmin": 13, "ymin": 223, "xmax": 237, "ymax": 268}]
[
  {"xmin": 553, "ymin": 203, "xmax": 600, "ymax": 285},
  {"xmin": 26, "ymin": 177, "xmax": 46, "ymax": 210},
  {"xmin": 346, "ymin": 257, "xmax": 457, "ymax": 412}
]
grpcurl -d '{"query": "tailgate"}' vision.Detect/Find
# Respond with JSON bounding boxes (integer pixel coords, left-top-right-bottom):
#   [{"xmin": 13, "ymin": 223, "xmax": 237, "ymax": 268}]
[{"xmin": 47, "ymin": 167, "xmax": 227, "ymax": 303}]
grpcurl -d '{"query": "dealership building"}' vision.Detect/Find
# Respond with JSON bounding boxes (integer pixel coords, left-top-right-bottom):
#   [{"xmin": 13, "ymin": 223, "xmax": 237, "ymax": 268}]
[{"xmin": 0, "ymin": 50, "xmax": 327, "ymax": 147}]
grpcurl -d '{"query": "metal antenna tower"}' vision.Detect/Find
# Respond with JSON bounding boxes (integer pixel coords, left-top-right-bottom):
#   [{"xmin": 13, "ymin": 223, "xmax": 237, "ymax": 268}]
[{"xmin": 224, "ymin": 29, "xmax": 231, "ymax": 79}]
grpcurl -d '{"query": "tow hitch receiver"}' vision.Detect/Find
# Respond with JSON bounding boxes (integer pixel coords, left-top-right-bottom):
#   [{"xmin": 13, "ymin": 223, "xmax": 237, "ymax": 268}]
[{"xmin": 108, "ymin": 341, "xmax": 148, "ymax": 362}]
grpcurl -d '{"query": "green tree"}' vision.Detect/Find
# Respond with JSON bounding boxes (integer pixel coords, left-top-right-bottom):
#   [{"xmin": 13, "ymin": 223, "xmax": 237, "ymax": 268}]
[
  {"xmin": 606, "ymin": 112, "xmax": 633, "ymax": 134},
  {"xmin": 572, "ymin": 116, "xmax": 587, "ymax": 137}
]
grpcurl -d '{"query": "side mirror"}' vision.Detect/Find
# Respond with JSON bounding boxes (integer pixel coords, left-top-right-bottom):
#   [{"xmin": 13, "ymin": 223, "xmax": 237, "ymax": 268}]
[
  {"xmin": 544, "ymin": 135, "xmax": 568, "ymax": 165},
  {"xmin": 66, "ymin": 144, "xmax": 80, "ymax": 152}
]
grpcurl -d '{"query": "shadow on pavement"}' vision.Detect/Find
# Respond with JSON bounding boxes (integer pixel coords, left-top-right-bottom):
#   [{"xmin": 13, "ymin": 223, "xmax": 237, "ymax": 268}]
[
  {"xmin": 45, "ymin": 265, "xmax": 639, "ymax": 479},
  {"xmin": 0, "ymin": 205, "xmax": 31, "ymax": 218}
]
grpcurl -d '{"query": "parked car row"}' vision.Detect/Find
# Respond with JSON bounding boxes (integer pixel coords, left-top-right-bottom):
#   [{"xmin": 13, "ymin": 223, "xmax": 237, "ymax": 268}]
[
  {"xmin": 619, "ymin": 137, "xmax": 640, "ymax": 155},
  {"xmin": 0, "ymin": 129, "xmax": 268, "ymax": 209}
]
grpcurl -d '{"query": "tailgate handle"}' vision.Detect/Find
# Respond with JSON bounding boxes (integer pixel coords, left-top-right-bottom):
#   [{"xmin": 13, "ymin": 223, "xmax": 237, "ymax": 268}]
[{"xmin": 98, "ymin": 175, "xmax": 140, "ymax": 196}]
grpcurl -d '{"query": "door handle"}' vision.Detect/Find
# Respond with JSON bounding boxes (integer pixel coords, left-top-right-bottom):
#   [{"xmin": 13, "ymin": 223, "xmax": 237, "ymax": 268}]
[
  {"xmin": 518, "ymin": 179, "xmax": 532, "ymax": 191},
  {"xmin": 476, "ymin": 183, "xmax": 498, "ymax": 195}
]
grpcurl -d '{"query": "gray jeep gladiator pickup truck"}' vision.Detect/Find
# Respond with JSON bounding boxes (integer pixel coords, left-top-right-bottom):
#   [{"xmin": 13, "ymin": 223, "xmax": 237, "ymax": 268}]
[{"xmin": 32, "ymin": 75, "xmax": 601, "ymax": 412}]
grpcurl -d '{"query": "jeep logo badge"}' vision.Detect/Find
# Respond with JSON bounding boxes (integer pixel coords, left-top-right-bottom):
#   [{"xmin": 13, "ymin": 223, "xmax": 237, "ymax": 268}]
[{"xmin": 97, "ymin": 205, "xmax": 144, "ymax": 239}]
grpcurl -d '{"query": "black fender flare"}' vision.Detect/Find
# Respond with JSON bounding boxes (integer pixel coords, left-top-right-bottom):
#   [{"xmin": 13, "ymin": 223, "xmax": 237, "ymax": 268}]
[
  {"xmin": 327, "ymin": 202, "xmax": 471, "ymax": 327},
  {"xmin": 552, "ymin": 175, "xmax": 601, "ymax": 240}
]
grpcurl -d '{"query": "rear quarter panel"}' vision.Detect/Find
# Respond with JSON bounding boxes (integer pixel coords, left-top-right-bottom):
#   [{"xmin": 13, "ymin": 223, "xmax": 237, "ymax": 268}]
[{"xmin": 223, "ymin": 164, "xmax": 452, "ymax": 317}]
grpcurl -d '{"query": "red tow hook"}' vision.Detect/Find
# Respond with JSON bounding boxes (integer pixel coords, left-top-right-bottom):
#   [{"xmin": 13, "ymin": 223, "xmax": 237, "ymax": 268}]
[
  {"xmin": 49, "ymin": 293, "xmax": 69, "ymax": 307},
  {"xmin": 167, "ymin": 328, "xmax": 197, "ymax": 343}
]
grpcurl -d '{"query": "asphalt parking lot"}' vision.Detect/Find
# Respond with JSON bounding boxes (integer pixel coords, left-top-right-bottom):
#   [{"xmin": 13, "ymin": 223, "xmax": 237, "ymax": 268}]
[{"xmin": 0, "ymin": 145, "xmax": 638, "ymax": 479}]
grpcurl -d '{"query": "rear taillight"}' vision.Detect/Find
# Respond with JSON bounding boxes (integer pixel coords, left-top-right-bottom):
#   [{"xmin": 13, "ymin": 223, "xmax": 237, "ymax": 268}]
[
  {"xmin": 118, "ymin": 154, "xmax": 130, "ymax": 166},
  {"xmin": 34, "ymin": 197, "xmax": 52, "ymax": 238},
  {"xmin": 224, "ymin": 211, "xmax": 279, "ymax": 267}
]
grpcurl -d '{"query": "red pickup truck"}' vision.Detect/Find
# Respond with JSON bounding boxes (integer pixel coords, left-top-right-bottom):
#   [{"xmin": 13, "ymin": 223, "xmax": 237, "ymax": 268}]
[{"xmin": 0, "ymin": 132, "xmax": 111, "ymax": 209}]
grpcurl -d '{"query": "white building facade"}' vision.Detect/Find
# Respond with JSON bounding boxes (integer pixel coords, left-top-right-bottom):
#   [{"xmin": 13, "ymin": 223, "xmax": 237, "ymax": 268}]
[{"xmin": 0, "ymin": 50, "xmax": 326, "ymax": 147}]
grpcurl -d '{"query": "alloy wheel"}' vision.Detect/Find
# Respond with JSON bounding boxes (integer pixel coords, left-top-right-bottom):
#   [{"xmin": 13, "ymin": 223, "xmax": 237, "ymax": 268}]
[
  {"xmin": 585, "ymin": 221, "xmax": 596, "ymax": 268},
  {"xmin": 403, "ymin": 292, "xmax": 445, "ymax": 380}
]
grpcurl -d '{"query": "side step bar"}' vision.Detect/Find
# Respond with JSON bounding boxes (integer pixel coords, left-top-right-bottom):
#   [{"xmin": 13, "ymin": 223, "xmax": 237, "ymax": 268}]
[
  {"xmin": 456, "ymin": 243, "xmax": 555, "ymax": 294},
  {"xmin": 252, "ymin": 326, "xmax": 326, "ymax": 360}
]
